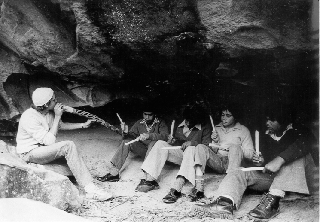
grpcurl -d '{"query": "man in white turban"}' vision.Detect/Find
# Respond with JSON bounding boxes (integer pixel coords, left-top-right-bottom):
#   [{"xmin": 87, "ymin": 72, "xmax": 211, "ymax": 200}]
[{"xmin": 16, "ymin": 87, "xmax": 112, "ymax": 201}]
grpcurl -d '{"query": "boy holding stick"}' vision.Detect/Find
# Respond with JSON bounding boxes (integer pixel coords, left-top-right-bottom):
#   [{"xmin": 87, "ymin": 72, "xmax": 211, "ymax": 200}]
[
  {"xmin": 135, "ymin": 104, "xmax": 212, "ymax": 203},
  {"xmin": 191, "ymin": 103, "xmax": 317, "ymax": 220},
  {"xmin": 97, "ymin": 102, "xmax": 169, "ymax": 182},
  {"xmin": 189, "ymin": 103, "xmax": 255, "ymax": 202}
]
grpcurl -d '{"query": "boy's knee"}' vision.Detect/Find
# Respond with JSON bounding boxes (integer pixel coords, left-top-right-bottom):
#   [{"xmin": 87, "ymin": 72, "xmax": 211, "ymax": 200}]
[
  {"xmin": 228, "ymin": 144, "xmax": 242, "ymax": 153},
  {"xmin": 62, "ymin": 141, "xmax": 77, "ymax": 152},
  {"xmin": 66, "ymin": 141, "xmax": 76, "ymax": 148},
  {"xmin": 156, "ymin": 140, "xmax": 168, "ymax": 146},
  {"xmin": 183, "ymin": 146, "xmax": 194, "ymax": 154},
  {"xmin": 195, "ymin": 144, "xmax": 207, "ymax": 151}
]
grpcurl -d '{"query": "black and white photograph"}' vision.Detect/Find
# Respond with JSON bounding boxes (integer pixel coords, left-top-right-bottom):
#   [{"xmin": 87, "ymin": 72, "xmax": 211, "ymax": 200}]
[{"xmin": 0, "ymin": 0, "xmax": 318, "ymax": 221}]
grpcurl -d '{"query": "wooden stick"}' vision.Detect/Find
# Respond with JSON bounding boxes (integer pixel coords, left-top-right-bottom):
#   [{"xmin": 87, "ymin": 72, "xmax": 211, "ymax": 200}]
[
  {"xmin": 67, "ymin": 107, "xmax": 121, "ymax": 135},
  {"xmin": 170, "ymin": 120, "xmax": 175, "ymax": 136},
  {"xmin": 209, "ymin": 115, "xmax": 216, "ymax": 132},
  {"xmin": 116, "ymin": 113, "xmax": 124, "ymax": 124},
  {"xmin": 241, "ymin": 167, "xmax": 264, "ymax": 172},
  {"xmin": 161, "ymin": 146, "xmax": 181, "ymax": 150},
  {"xmin": 125, "ymin": 137, "xmax": 140, "ymax": 145},
  {"xmin": 255, "ymin": 130, "xmax": 260, "ymax": 154}
]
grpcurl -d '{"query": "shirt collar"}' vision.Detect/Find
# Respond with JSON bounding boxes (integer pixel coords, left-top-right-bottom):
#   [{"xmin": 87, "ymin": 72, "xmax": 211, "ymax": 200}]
[
  {"xmin": 265, "ymin": 123, "xmax": 293, "ymax": 141},
  {"xmin": 178, "ymin": 120, "xmax": 201, "ymax": 130},
  {"xmin": 140, "ymin": 117, "xmax": 159, "ymax": 124}
]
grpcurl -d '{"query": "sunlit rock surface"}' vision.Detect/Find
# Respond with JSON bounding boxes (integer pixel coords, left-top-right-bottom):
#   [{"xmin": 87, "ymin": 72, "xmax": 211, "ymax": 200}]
[{"xmin": 0, "ymin": 142, "xmax": 82, "ymax": 210}]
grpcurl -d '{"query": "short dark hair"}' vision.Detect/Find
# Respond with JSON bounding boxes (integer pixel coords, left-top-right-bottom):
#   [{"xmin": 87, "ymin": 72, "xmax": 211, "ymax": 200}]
[
  {"xmin": 219, "ymin": 103, "xmax": 242, "ymax": 121},
  {"xmin": 264, "ymin": 103, "xmax": 293, "ymax": 126},
  {"xmin": 183, "ymin": 103, "xmax": 207, "ymax": 124},
  {"xmin": 142, "ymin": 101, "xmax": 156, "ymax": 113}
]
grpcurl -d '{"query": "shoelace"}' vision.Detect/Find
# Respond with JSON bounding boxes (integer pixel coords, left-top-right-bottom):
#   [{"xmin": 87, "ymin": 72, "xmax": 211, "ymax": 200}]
[{"xmin": 257, "ymin": 194, "xmax": 274, "ymax": 209}]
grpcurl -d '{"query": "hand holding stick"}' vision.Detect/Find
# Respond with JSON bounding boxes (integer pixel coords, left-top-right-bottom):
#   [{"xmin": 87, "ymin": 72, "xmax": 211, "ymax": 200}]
[
  {"xmin": 62, "ymin": 106, "xmax": 121, "ymax": 135},
  {"xmin": 125, "ymin": 137, "xmax": 140, "ymax": 146}
]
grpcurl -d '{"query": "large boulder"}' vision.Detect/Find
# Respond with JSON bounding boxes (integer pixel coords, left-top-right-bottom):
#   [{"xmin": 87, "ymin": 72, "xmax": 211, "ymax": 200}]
[{"xmin": 0, "ymin": 141, "xmax": 83, "ymax": 211}]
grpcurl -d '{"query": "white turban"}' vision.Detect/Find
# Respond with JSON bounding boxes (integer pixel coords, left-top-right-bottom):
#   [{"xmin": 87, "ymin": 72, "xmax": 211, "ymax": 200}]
[{"xmin": 32, "ymin": 88, "xmax": 54, "ymax": 106}]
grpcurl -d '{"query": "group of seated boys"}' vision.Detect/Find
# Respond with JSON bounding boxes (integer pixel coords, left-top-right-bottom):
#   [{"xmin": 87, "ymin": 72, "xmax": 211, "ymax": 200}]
[{"xmin": 16, "ymin": 87, "xmax": 317, "ymax": 220}]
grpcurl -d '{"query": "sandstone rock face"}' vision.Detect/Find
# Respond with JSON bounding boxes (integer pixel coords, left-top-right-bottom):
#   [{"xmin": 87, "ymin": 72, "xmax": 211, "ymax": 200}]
[
  {"xmin": 0, "ymin": 0, "xmax": 317, "ymax": 128},
  {"xmin": 199, "ymin": 0, "xmax": 313, "ymax": 51},
  {"xmin": 0, "ymin": 147, "xmax": 82, "ymax": 211}
]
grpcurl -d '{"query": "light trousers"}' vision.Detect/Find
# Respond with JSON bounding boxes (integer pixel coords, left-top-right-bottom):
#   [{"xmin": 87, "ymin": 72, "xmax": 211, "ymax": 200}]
[
  {"xmin": 141, "ymin": 141, "xmax": 245, "ymax": 186},
  {"xmin": 20, "ymin": 141, "xmax": 93, "ymax": 187},
  {"xmin": 216, "ymin": 154, "xmax": 313, "ymax": 209},
  {"xmin": 111, "ymin": 140, "xmax": 156, "ymax": 171}
]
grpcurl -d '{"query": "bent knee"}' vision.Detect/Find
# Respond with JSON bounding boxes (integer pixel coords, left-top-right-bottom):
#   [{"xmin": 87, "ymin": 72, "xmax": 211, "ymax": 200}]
[
  {"xmin": 62, "ymin": 141, "xmax": 77, "ymax": 151},
  {"xmin": 184, "ymin": 145, "xmax": 195, "ymax": 153},
  {"xmin": 155, "ymin": 140, "xmax": 169, "ymax": 147},
  {"xmin": 195, "ymin": 144, "xmax": 209, "ymax": 153},
  {"xmin": 196, "ymin": 144, "xmax": 208, "ymax": 150},
  {"xmin": 228, "ymin": 144, "xmax": 242, "ymax": 152},
  {"xmin": 65, "ymin": 141, "xmax": 76, "ymax": 147}
]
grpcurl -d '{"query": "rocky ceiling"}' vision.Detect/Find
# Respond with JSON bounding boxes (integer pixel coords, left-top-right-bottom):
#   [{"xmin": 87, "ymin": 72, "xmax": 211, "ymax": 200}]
[{"xmin": 0, "ymin": 0, "xmax": 318, "ymax": 130}]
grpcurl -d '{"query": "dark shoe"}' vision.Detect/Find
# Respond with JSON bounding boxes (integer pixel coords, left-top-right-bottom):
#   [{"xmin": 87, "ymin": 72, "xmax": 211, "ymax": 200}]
[
  {"xmin": 163, "ymin": 188, "xmax": 182, "ymax": 204},
  {"xmin": 190, "ymin": 196, "xmax": 235, "ymax": 219},
  {"xmin": 248, "ymin": 193, "xmax": 280, "ymax": 220},
  {"xmin": 188, "ymin": 189, "xmax": 205, "ymax": 202},
  {"xmin": 97, "ymin": 173, "xmax": 120, "ymax": 182},
  {"xmin": 135, "ymin": 179, "xmax": 159, "ymax": 192},
  {"xmin": 67, "ymin": 176, "xmax": 77, "ymax": 184}
]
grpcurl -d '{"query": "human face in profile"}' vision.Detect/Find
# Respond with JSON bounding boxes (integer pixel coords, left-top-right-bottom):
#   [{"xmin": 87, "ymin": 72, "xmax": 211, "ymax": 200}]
[
  {"xmin": 143, "ymin": 112, "xmax": 155, "ymax": 124},
  {"xmin": 47, "ymin": 94, "xmax": 57, "ymax": 110},
  {"xmin": 185, "ymin": 119, "xmax": 196, "ymax": 129},
  {"xmin": 221, "ymin": 110, "xmax": 235, "ymax": 128},
  {"xmin": 266, "ymin": 117, "xmax": 281, "ymax": 134}
]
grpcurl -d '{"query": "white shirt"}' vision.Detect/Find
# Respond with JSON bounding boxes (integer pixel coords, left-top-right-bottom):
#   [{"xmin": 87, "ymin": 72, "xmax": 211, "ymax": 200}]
[
  {"xmin": 214, "ymin": 122, "xmax": 254, "ymax": 159},
  {"xmin": 16, "ymin": 108, "xmax": 57, "ymax": 154}
]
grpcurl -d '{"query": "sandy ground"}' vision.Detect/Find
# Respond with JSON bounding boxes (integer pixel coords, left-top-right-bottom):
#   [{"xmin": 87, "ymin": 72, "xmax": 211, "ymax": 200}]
[{"xmin": 57, "ymin": 125, "xmax": 319, "ymax": 222}]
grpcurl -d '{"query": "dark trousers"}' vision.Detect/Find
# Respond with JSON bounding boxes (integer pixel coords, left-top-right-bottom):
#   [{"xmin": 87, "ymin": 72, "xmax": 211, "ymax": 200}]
[{"xmin": 110, "ymin": 139, "xmax": 156, "ymax": 171}]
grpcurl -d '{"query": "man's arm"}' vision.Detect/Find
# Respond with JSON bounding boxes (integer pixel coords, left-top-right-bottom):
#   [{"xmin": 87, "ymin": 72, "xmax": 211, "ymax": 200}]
[
  {"xmin": 170, "ymin": 127, "xmax": 187, "ymax": 146},
  {"xmin": 60, "ymin": 120, "xmax": 92, "ymax": 130},
  {"xmin": 123, "ymin": 121, "xmax": 140, "ymax": 140},
  {"xmin": 199, "ymin": 125, "xmax": 212, "ymax": 146},
  {"xmin": 278, "ymin": 128, "xmax": 315, "ymax": 164},
  {"xmin": 189, "ymin": 124, "xmax": 211, "ymax": 147},
  {"xmin": 264, "ymin": 127, "xmax": 315, "ymax": 173}
]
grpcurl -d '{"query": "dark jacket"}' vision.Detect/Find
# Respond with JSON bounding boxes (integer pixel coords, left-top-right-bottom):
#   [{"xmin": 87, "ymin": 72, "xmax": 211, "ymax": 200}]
[
  {"xmin": 260, "ymin": 123, "xmax": 317, "ymax": 165},
  {"xmin": 124, "ymin": 118, "xmax": 169, "ymax": 146},
  {"xmin": 172, "ymin": 122, "xmax": 211, "ymax": 147}
]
